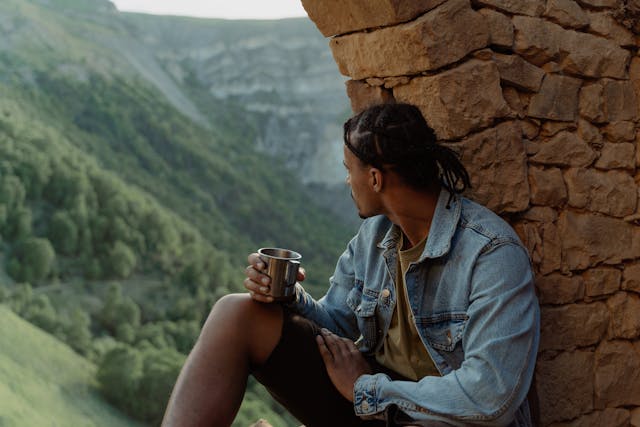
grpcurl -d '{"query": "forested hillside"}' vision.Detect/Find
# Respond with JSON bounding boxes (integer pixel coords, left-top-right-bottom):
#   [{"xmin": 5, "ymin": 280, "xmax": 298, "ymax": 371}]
[{"xmin": 0, "ymin": 0, "xmax": 353, "ymax": 425}]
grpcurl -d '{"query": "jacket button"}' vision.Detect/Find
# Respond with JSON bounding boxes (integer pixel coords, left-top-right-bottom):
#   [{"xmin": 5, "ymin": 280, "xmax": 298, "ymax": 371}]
[
  {"xmin": 361, "ymin": 401, "xmax": 369, "ymax": 411},
  {"xmin": 381, "ymin": 289, "xmax": 390, "ymax": 298}
]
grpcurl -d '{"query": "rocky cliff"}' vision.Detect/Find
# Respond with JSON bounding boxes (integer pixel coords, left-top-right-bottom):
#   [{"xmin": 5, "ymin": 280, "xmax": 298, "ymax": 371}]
[{"xmin": 117, "ymin": 14, "xmax": 350, "ymax": 187}]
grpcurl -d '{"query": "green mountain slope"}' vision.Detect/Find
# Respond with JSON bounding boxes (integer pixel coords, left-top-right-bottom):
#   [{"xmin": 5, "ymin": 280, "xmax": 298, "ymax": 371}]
[
  {"xmin": 0, "ymin": 0, "xmax": 353, "ymax": 291},
  {"xmin": 0, "ymin": 1, "xmax": 354, "ymax": 425},
  {"xmin": 0, "ymin": 304, "xmax": 142, "ymax": 427}
]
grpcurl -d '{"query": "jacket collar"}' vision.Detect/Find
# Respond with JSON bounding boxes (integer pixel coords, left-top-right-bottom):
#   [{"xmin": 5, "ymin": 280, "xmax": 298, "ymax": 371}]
[{"xmin": 377, "ymin": 189, "xmax": 462, "ymax": 260}]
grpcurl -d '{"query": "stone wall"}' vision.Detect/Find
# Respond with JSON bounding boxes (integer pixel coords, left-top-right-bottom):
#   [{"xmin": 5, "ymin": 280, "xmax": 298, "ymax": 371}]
[{"xmin": 302, "ymin": 0, "xmax": 640, "ymax": 425}]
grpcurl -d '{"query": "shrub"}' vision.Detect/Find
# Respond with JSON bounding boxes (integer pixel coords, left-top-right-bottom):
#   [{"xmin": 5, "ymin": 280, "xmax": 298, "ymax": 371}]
[{"xmin": 7, "ymin": 237, "xmax": 56, "ymax": 283}]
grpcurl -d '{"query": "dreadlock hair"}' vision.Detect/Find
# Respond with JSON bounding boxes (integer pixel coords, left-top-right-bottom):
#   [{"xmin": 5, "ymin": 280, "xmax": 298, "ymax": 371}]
[{"xmin": 343, "ymin": 103, "xmax": 471, "ymax": 198}]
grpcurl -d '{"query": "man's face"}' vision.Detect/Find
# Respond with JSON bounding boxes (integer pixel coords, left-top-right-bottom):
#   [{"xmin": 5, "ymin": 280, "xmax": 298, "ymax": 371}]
[{"xmin": 343, "ymin": 145, "xmax": 380, "ymax": 219}]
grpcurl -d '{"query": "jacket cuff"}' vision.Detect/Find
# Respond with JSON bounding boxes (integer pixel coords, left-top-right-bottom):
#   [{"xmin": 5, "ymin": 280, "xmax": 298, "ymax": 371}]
[{"xmin": 353, "ymin": 373, "xmax": 385, "ymax": 416}]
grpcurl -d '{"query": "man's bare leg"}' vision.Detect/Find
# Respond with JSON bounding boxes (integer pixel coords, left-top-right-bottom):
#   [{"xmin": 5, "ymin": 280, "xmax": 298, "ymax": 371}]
[{"xmin": 162, "ymin": 293, "xmax": 283, "ymax": 427}]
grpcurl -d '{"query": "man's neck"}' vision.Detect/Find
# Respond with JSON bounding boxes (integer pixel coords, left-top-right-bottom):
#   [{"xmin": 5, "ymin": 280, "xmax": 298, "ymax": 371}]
[{"xmin": 384, "ymin": 189, "xmax": 439, "ymax": 249}]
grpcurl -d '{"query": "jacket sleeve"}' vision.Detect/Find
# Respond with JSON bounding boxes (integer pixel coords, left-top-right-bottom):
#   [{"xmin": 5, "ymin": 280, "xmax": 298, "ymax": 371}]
[
  {"xmin": 353, "ymin": 243, "xmax": 540, "ymax": 426},
  {"xmin": 287, "ymin": 235, "xmax": 361, "ymax": 340}
]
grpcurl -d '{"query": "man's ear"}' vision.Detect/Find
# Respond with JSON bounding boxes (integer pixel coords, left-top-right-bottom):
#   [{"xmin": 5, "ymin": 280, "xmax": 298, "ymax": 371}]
[{"xmin": 370, "ymin": 168, "xmax": 383, "ymax": 193}]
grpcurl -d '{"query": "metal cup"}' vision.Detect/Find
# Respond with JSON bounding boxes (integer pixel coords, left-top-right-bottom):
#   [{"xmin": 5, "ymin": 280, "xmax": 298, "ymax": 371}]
[{"xmin": 258, "ymin": 247, "xmax": 302, "ymax": 302}]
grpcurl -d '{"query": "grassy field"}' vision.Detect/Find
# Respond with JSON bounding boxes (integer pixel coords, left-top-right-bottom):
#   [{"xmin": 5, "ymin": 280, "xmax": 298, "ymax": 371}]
[{"xmin": 0, "ymin": 305, "xmax": 142, "ymax": 427}]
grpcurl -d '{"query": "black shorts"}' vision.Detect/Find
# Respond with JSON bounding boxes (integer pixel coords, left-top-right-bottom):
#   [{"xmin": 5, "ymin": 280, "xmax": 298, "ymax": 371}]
[{"xmin": 251, "ymin": 312, "xmax": 417, "ymax": 427}]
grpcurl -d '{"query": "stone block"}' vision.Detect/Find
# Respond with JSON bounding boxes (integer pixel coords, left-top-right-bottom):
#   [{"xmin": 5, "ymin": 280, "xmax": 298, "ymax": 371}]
[
  {"xmin": 632, "ymin": 57, "xmax": 640, "ymax": 120},
  {"xmin": 475, "ymin": 0, "xmax": 544, "ymax": 16},
  {"xmin": 513, "ymin": 16, "xmax": 630, "ymax": 78},
  {"xmin": 301, "ymin": 0, "xmax": 447, "ymax": 37},
  {"xmin": 492, "ymin": 53, "xmax": 545, "ymax": 92},
  {"xmin": 444, "ymin": 121, "xmax": 529, "ymax": 213},
  {"xmin": 521, "ymin": 119, "xmax": 540, "ymax": 140},
  {"xmin": 541, "ymin": 222, "xmax": 562, "ymax": 274},
  {"xmin": 564, "ymin": 168, "xmax": 637, "ymax": 217},
  {"xmin": 588, "ymin": 11, "xmax": 636, "ymax": 46},
  {"xmin": 502, "ymin": 86, "xmax": 526, "ymax": 118},
  {"xmin": 595, "ymin": 339, "xmax": 640, "ymax": 407},
  {"xmin": 583, "ymin": 268, "xmax": 621, "ymax": 297},
  {"xmin": 515, "ymin": 220, "xmax": 564, "ymax": 274},
  {"xmin": 603, "ymin": 121, "xmax": 636, "ymax": 143},
  {"xmin": 536, "ymin": 273, "xmax": 584, "ymax": 304},
  {"xmin": 558, "ymin": 211, "xmax": 640, "ymax": 270},
  {"xmin": 550, "ymin": 408, "xmax": 630, "ymax": 427},
  {"xmin": 530, "ymin": 132, "xmax": 596, "ymax": 168},
  {"xmin": 518, "ymin": 206, "xmax": 558, "ymax": 222},
  {"xmin": 540, "ymin": 302, "xmax": 608, "ymax": 350},
  {"xmin": 345, "ymin": 80, "xmax": 395, "ymax": 114},
  {"xmin": 514, "ymin": 222, "xmax": 543, "ymax": 267},
  {"xmin": 580, "ymin": 80, "xmax": 639, "ymax": 123},
  {"xmin": 541, "ymin": 121, "xmax": 576, "ymax": 138},
  {"xmin": 330, "ymin": 0, "xmax": 489, "ymax": 79},
  {"xmin": 559, "ymin": 28, "xmax": 630, "ymax": 79},
  {"xmin": 595, "ymin": 143, "xmax": 636, "ymax": 170},
  {"xmin": 577, "ymin": 0, "xmax": 621, "ymax": 6},
  {"xmin": 632, "ymin": 408, "xmax": 640, "ymax": 427},
  {"xmin": 529, "ymin": 166, "xmax": 567, "ymax": 207},
  {"xmin": 580, "ymin": 84, "xmax": 607, "ymax": 123},
  {"xmin": 393, "ymin": 60, "xmax": 510, "ymax": 140},
  {"xmin": 478, "ymin": 8, "xmax": 514, "ymax": 48},
  {"xmin": 544, "ymin": 0, "xmax": 590, "ymax": 29},
  {"xmin": 623, "ymin": 263, "xmax": 640, "ymax": 293},
  {"xmin": 528, "ymin": 74, "xmax": 582, "ymax": 121},
  {"xmin": 602, "ymin": 80, "xmax": 639, "ymax": 122},
  {"xmin": 513, "ymin": 16, "xmax": 561, "ymax": 65},
  {"xmin": 607, "ymin": 291, "xmax": 640, "ymax": 339},
  {"xmin": 578, "ymin": 119, "xmax": 604, "ymax": 148},
  {"xmin": 536, "ymin": 350, "xmax": 594, "ymax": 425}
]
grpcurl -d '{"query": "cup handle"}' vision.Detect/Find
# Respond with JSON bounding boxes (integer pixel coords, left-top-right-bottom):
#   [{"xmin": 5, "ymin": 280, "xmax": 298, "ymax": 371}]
[{"xmin": 286, "ymin": 260, "xmax": 300, "ymax": 285}]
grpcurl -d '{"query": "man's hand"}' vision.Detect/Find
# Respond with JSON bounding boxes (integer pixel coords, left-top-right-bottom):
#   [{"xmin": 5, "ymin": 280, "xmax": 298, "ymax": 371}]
[
  {"xmin": 316, "ymin": 328, "xmax": 372, "ymax": 402},
  {"xmin": 244, "ymin": 253, "xmax": 306, "ymax": 303}
]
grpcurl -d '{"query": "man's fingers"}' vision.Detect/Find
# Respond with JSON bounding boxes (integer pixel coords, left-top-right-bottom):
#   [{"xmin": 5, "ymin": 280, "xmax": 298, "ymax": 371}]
[
  {"xmin": 297, "ymin": 267, "xmax": 306, "ymax": 282},
  {"xmin": 245, "ymin": 265, "xmax": 271, "ymax": 286},
  {"xmin": 316, "ymin": 335, "xmax": 334, "ymax": 365},
  {"xmin": 341, "ymin": 337, "xmax": 359, "ymax": 356},
  {"xmin": 247, "ymin": 253, "xmax": 266, "ymax": 271},
  {"xmin": 321, "ymin": 329, "xmax": 349, "ymax": 360},
  {"xmin": 243, "ymin": 278, "xmax": 274, "ymax": 303}
]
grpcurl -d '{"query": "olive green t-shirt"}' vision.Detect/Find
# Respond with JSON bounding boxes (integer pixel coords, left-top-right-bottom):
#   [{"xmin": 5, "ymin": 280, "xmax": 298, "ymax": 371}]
[{"xmin": 375, "ymin": 234, "xmax": 440, "ymax": 381}]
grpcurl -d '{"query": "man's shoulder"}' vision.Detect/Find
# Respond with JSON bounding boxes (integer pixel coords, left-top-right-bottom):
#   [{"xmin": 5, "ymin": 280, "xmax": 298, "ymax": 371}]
[{"xmin": 458, "ymin": 196, "xmax": 523, "ymax": 247}]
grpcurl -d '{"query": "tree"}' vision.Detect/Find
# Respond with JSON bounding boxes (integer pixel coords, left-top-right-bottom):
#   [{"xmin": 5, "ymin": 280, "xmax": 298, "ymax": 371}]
[
  {"xmin": 103, "ymin": 241, "xmax": 136, "ymax": 279},
  {"xmin": 97, "ymin": 345, "xmax": 143, "ymax": 411},
  {"xmin": 22, "ymin": 294, "xmax": 59, "ymax": 335},
  {"xmin": 47, "ymin": 211, "xmax": 78, "ymax": 255},
  {"xmin": 5, "ymin": 207, "xmax": 32, "ymax": 241},
  {"xmin": 100, "ymin": 283, "xmax": 141, "ymax": 335},
  {"xmin": 7, "ymin": 237, "xmax": 56, "ymax": 284},
  {"xmin": 134, "ymin": 347, "xmax": 185, "ymax": 423},
  {"xmin": 64, "ymin": 307, "xmax": 93, "ymax": 355}
]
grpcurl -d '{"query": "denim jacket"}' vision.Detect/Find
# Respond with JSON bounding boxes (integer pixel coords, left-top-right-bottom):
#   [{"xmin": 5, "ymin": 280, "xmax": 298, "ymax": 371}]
[{"xmin": 289, "ymin": 190, "xmax": 540, "ymax": 426}]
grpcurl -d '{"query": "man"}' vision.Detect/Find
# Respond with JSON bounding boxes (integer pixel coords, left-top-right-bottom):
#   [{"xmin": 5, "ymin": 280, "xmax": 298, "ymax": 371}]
[{"xmin": 162, "ymin": 103, "xmax": 540, "ymax": 427}]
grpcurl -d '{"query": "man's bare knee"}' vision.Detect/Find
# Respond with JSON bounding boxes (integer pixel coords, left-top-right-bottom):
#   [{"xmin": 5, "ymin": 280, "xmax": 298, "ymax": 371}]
[
  {"xmin": 208, "ymin": 293, "xmax": 281, "ymax": 323},
  {"xmin": 201, "ymin": 293, "xmax": 283, "ymax": 365}
]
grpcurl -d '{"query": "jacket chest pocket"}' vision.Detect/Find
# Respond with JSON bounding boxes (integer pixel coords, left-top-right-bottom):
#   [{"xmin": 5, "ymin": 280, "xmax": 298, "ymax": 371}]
[
  {"xmin": 416, "ymin": 312, "xmax": 468, "ymax": 370},
  {"xmin": 346, "ymin": 282, "xmax": 380, "ymax": 352}
]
